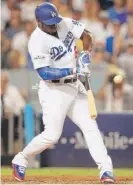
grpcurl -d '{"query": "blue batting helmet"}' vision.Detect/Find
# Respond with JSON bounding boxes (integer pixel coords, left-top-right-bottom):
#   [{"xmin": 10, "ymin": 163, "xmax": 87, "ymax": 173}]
[{"xmin": 35, "ymin": 2, "xmax": 62, "ymax": 25}]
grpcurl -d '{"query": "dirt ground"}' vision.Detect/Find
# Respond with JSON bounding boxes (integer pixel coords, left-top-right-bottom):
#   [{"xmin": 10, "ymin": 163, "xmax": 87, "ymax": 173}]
[{"xmin": 1, "ymin": 175, "xmax": 133, "ymax": 184}]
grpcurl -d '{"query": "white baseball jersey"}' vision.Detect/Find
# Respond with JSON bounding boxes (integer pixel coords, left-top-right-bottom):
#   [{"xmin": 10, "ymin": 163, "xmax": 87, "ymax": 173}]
[{"xmin": 28, "ymin": 17, "xmax": 85, "ymax": 70}]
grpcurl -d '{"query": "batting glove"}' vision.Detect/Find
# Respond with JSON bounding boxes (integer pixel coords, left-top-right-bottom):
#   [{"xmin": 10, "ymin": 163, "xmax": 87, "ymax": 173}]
[
  {"xmin": 77, "ymin": 66, "xmax": 91, "ymax": 77},
  {"xmin": 72, "ymin": 66, "xmax": 91, "ymax": 80},
  {"xmin": 77, "ymin": 51, "xmax": 91, "ymax": 77},
  {"xmin": 78, "ymin": 51, "xmax": 91, "ymax": 67}
]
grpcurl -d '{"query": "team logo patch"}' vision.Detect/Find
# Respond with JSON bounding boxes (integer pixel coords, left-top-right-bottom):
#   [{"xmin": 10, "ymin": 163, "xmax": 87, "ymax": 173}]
[
  {"xmin": 50, "ymin": 46, "xmax": 67, "ymax": 61},
  {"xmin": 34, "ymin": 55, "xmax": 45, "ymax": 60},
  {"xmin": 51, "ymin": 11, "xmax": 57, "ymax": 17}
]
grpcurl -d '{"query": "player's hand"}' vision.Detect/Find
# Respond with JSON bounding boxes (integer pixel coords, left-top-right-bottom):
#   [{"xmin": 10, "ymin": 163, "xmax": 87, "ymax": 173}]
[
  {"xmin": 78, "ymin": 51, "xmax": 91, "ymax": 68},
  {"xmin": 76, "ymin": 65, "xmax": 91, "ymax": 78},
  {"xmin": 77, "ymin": 51, "xmax": 91, "ymax": 77}
]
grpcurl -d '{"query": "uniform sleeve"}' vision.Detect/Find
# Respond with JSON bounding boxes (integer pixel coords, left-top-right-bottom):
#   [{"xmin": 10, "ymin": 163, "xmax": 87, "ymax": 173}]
[
  {"xmin": 37, "ymin": 67, "xmax": 73, "ymax": 80},
  {"xmin": 28, "ymin": 34, "xmax": 51, "ymax": 69},
  {"xmin": 64, "ymin": 18, "xmax": 85, "ymax": 39},
  {"xmin": 29, "ymin": 53, "xmax": 51, "ymax": 69}
]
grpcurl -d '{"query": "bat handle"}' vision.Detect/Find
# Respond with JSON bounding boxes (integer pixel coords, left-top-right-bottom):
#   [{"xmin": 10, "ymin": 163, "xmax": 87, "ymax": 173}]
[{"xmin": 85, "ymin": 75, "xmax": 90, "ymax": 90}]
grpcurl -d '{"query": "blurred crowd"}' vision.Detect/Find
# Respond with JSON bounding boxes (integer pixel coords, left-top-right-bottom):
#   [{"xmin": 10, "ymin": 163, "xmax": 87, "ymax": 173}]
[{"xmin": 1, "ymin": 0, "xmax": 133, "ymax": 112}]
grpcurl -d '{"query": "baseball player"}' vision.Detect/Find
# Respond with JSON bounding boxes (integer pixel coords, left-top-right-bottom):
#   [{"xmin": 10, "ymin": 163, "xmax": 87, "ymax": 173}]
[{"xmin": 12, "ymin": 2, "xmax": 115, "ymax": 183}]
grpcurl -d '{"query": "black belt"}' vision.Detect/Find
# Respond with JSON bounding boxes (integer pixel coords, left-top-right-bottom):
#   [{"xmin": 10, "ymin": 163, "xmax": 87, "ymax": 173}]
[{"xmin": 52, "ymin": 77, "xmax": 77, "ymax": 83}]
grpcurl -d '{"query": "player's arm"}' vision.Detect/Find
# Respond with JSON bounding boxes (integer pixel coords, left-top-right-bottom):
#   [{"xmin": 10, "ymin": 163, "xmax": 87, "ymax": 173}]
[
  {"xmin": 28, "ymin": 35, "xmax": 77, "ymax": 80},
  {"xmin": 65, "ymin": 18, "xmax": 94, "ymax": 52},
  {"xmin": 68, "ymin": 19, "xmax": 93, "ymax": 74},
  {"xmin": 37, "ymin": 67, "xmax": 74, "ymax": 80},
  {"xmin": 80, "ymin": 29, "xmax": 94, "ymax": 52},
  {"xmin": 66, "ymin": 18, "xmax": 93, "ymax": 52},
  {"xmin": 78, "ymin": 29, "xmax": 93, "ymax": 70},
  {"xmin": 29, "ymin": 52, "xmax": 77, "ymax": 80}
]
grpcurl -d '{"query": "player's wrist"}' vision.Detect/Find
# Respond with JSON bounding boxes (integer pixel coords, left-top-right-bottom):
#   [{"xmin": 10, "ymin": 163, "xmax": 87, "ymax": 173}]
[{"xmin": 72, "ymin": 68, "xmax": 77, "ymax": 74}]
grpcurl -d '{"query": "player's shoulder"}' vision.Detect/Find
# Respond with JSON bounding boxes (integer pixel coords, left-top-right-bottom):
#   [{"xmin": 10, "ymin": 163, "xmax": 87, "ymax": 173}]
[
  {"xmin": 59, "ymin": 17, "xmax": 73, "ymax": 29},
  {"xmin": 28, "ymin": 27, "xmax": 48, "ymax": 49},
  {"xmin": 29, "ymin": 27, "xmax": 44, "ymax": 41},
  {"xmin": 62, "ymin": 17, "xmax": 72, "ymax": 24},
  {"xmin": 60, "ymin": 17, "xmax": 84, "ymax": 29}
]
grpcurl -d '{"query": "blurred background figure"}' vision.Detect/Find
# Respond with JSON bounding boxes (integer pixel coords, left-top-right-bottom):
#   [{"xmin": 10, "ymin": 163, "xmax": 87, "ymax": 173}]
[
  {"xmin": 72, "ymin": 0, "xmax": 85, "ymax": 11},
  {"xmin": 118, "ymin": 39, "xmax": 133, "ymax": 86},
  {"xmin": 1, "ymin": 32, "xmax": 12, "ymax": 69},
  {"xmin": 104, "ymin": 71, "xmax": 126, "ymax": 112},
  {"xmin": 90, "ymin": 44, "xmax": 110, "ymax": 110},
  {"xmin": 1, "ymin": 0, "xmax": 18, "ymax": 31},
  {"xmin": 11, "ymin": 21, "xmax": 35, "ymax": 68},
  {"xmin": 72, "ymin": 8, "xmax": 83, "ymax": 21},
  {"xmin": 108, "ymin": 0, "xmax": 127, "ymax": 24},
  {"xmin": 58, "ymin": 0, "xmax": 72, "ymax": 17},
  {"xmin": 99, "ymin": 10, "xmax": 113, "ymax": 39},
  {"xmin": 19, "ymin": 0, "xmax": 38, "ymax": 22},
  {"xmin": 92, "ymin": 44, "xmax": 108, "ymax": 65},
  {"xmin": 11, "ymin": 21, "xmax": 35, "ymax": 56},
  {"xmin": 104, "ymin": 70, "xmax": 133, "ymax": 112},
  {"xmin": 5, "ymin": 8, "xmax": 22, "ymax": 39},
  {"xmin": 126, "ymin": 0, "xmax": 133, "ymax": 14},
  {"xmin": 7, "ymin": 49, "xmax": 23, "ymax": 69},
  {"xmin": 1, "ymin": 72, "xmax": 26, "ymax": 155},
  {"xmin": 106, "ymin": 19, "xmax": 123, "ymax": 58},
  {"xmin": 83, "ymin": 0, "xmax": 106, "ymax": 44}
]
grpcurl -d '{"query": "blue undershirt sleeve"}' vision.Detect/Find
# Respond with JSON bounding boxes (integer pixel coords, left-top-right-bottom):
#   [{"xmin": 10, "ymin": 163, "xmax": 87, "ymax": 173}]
[{"xmin": 37, "ymin": 66, "xmax": 73, "ymax": 80}]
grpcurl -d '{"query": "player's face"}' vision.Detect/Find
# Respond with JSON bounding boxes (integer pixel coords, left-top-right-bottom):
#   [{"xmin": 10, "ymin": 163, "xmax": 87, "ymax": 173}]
[{"xmin": 40, "ymin": 22, "xmax": 57, "ymax": 33}]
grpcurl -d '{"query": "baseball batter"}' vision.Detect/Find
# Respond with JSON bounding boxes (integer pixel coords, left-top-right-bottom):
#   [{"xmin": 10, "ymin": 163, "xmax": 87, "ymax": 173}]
[{"xmin": 12, "ymin": 2, "xmax": 115, "ymax": 183}]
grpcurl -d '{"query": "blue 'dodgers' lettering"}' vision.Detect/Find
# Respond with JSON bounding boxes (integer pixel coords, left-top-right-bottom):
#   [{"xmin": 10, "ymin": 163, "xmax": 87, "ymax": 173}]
[{"xmin": 50, "ymin": 32, "xmax": 74, "ymax": 61}]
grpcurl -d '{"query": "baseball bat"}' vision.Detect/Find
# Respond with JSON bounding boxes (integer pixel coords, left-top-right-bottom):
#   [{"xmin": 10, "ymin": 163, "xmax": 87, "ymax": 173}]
[{"xmin": 85, "ymin": 75, "xmax": 97, "ymax": 120}]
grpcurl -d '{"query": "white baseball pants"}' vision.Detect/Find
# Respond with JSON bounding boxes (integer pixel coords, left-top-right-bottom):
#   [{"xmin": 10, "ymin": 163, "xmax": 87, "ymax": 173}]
[{"xmin": 12, "ymin": 79, "xmax": 113, "ymax": 177}]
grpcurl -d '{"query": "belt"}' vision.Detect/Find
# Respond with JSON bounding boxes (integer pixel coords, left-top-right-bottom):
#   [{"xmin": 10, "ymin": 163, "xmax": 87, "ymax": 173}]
[{"xmin": 52, "ymin": 77, "xmax": 77, "ymax": 83}]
